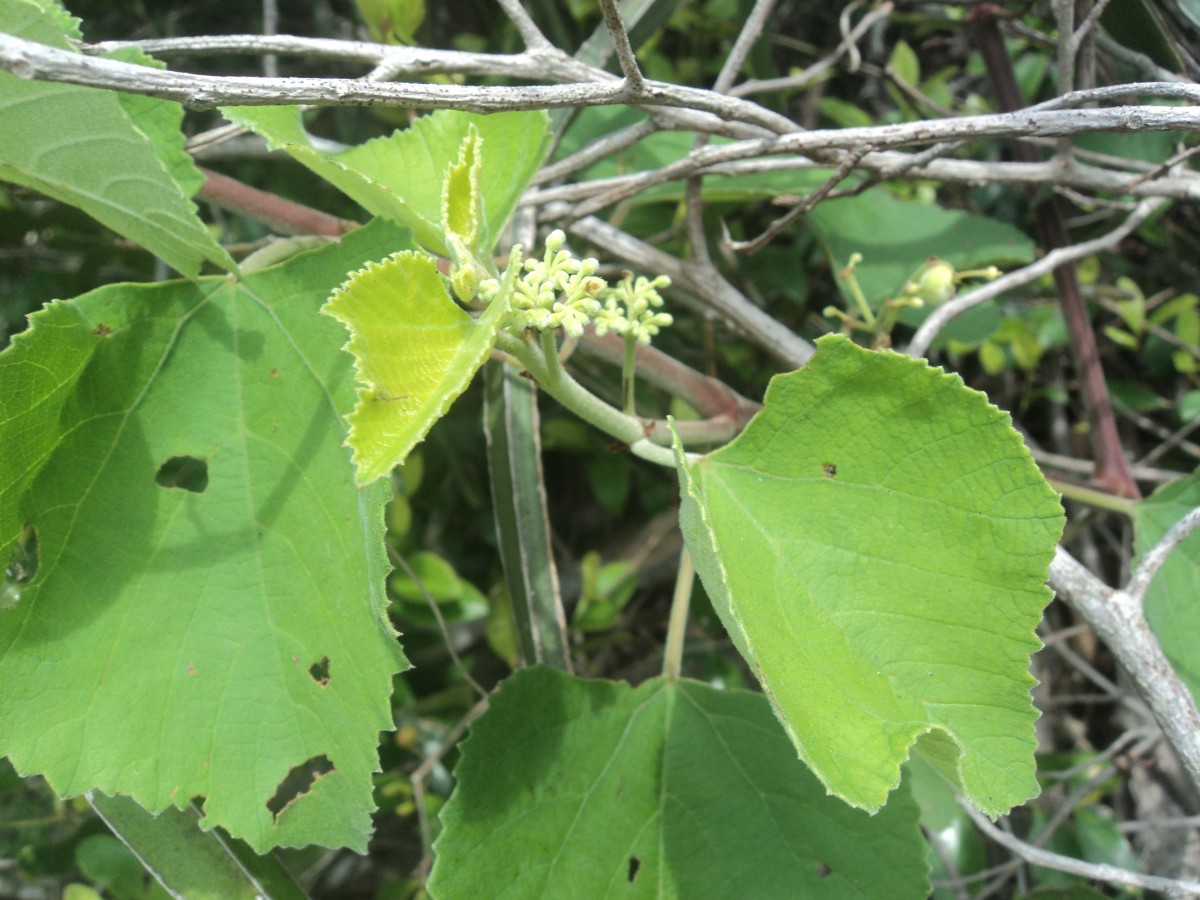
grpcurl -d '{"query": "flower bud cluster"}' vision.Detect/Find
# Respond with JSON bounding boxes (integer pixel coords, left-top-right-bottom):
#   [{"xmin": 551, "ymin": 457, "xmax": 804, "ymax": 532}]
[
  {"xmin": 481, "ymin": 231, "xmax": 673, "ymax": 345},
  {"xmin": 481, "ymin": 230, "xmax": 605, "ymax": 338},
  {"xmin": 594, "ymin": 272, "xmax": 673, "ymax": 345}
]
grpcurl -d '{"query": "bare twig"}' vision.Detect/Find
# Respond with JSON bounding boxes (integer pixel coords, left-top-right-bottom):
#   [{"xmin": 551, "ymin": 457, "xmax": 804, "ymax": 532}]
[
  {"xmin": 198, "ymin": 167, "xmax": 357, "ymax": 236},
  {"xmin": 533, "ymin": 119, "xmax": 657, "ymax": 184},
  {"xmin": 410, "ymin": 698, "xmax": 489, "ymax": 878},
  {"xmin": 1030, "ymin": 448, "xmax": 1182, "ymax": 485},
  {"xmin": 960, "ymin": 800, "xmax": 1200, "ymax": 895},
  {"xmin": 713, "ymin": 0, "xmax": 778, "ymax": 94},
  {"xmin": 388, "ymin": 546, "xmax": 487, "ymax": 702},
  {"xmin": 905, "ymin": 197, "xmax": 1164, "ymax": 358},
  {"xmin": 730, "ymin": 2, "xmax": 894, "ymax": 97},
  {"xmin": 726, "ymin": 147, "xmax": 866, "ymax": 254},
  {"xmin": 496, "ymin": 0, "xmax": 552, "ymax": 50},
  {"xmin": 1127, "ymin": 506, "xmax": 1200, "ymax": 603},
  {"xmin": 597, "ymin": 0, "xmax": 646, "ymax": 93},
  {"xmin": 1049, "ymin": 547, "xmax": 1200, "ymax": 794}
]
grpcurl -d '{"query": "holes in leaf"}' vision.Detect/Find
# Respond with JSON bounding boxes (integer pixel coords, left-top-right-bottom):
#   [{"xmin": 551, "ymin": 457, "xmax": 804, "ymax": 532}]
[
  {"xmin": 817, "ymin": 861, "xmax": 831, "ymax": 879},
  {"xmin": 308, "ymin": 656, "xmax": 330, "ymax": 686},
  {"xmin": 2, "ymin": 525, "xmax": 38, "ymax": 610},
  {"xmin": 627, "ymin": 856, "xmax": 641, "ymax": 883},
  {"xmin": 155, "ymin": 456, "xmax": 209, "ymax": 493},
  {"xmin": 822, "ymin": 462, "xmax": 838, "ymax": 478},
  {"xmin": 267, "ymin": 754, "xmax": 335, "ymax": 822}
]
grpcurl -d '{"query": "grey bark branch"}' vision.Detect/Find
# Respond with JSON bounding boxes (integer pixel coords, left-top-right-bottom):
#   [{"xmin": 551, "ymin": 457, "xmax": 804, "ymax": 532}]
[
  {"xmin": 1049, "ymin": 548, "xmax": 1200, "ymax": 796},
  {"xmin": 1127, "ymin": 506, "xmax": 1200, "ymax": 603},
  {"xmin": 7, "ymin": 31, "xmax": 1200, "ymax": 138}
]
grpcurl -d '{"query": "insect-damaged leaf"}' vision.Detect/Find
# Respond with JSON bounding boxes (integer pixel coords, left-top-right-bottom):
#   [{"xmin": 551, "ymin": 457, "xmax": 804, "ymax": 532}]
[{"xmin": 0, "ymin": 221, "xmax": 410, "ymax": 852}]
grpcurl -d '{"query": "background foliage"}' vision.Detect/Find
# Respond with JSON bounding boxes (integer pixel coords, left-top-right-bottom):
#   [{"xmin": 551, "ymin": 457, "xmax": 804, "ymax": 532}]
[{"xmin": 2, "ymin": 0, "xmax": 1200, "ymax": 897}]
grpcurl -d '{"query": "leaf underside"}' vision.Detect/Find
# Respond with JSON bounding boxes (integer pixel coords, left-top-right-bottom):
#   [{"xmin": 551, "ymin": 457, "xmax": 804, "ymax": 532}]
[
  {"xmin": 0, "ymin": 0, "xmax": 234, "ymax": 277},
  {"xmin": 676, "ymin": 334, "xmax": 1064, "ymax": 815},
  {"xmin": 0, "ymin": 221, "xmax": 412, "ymax": 852},
  {"xmin": 429, "ymin": 667, "xmax": 929, "ymax": 899}
]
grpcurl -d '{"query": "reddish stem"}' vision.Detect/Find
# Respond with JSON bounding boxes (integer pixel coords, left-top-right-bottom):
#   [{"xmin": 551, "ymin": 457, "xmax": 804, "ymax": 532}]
[
  {"xmin": 198, "ymin": 167, "xmax": 357, "ymax": 237},
  {"xmin": 970, "ymin": 10, "xmax": 1140, "ymax": 499}
]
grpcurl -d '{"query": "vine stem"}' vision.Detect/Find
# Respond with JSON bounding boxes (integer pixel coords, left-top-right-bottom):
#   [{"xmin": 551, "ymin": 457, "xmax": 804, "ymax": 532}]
[
  {"xmin": 495, "ymin": 330, "xmax": 681, "ymax": 468},
  {"xmin": 662, "ymin": 548, "xmax": 695, "ymax": 681},
  {"xmin": 621, "ymin": 334, "xmax": 637, "ymax": 415},
  {"xmin": 1047, "ymin": 477, "xmax": 1137, "ymax": 516}
]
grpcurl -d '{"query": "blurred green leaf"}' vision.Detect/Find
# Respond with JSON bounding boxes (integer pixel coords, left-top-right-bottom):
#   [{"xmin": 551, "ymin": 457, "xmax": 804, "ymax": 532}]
[
  {"xmin": 889, "ymin": 39, "xmax": 921, "ymax": 86},
  {"xmin": 390, "ymin": 551, "xmax": 463, "ymax": 603},
  {"xmin": 355, "ymin": 0, "xmax": 425, "ymax": 44}
]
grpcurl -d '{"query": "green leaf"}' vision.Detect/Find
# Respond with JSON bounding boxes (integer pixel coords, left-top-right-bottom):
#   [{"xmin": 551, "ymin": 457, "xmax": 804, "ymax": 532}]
[
  {"xmin": 355, "ymin": 0, "xmax": 425, "ymax": 44},
  {"xmin": 75, "ymin": 834, "xmax": 147, "ymax": 900},
  {"xmin": 322, "ymin": 250, "xmax": 510, "ymax": 485},
  {"xmin": 889, "ymin": 39, "xmax": 921, "ymax": 85},
  {"xmin": 0, "ymin": 221, "xmax": 411, "ymax": 852},
  {"xmin": 429, "ymin": 667, "xmax": 929, "ymax": 898},
  {"xmin": 674, "ymin": 334, "xmax": 1063, "ymax": 815},
  {"xmin": 1132, "ymin": 471, "xmax": 1200, "ymax": 700},
  {"xmin": 0, "ymin": 0, "xmax": 234, "ymax": 277},
  {"xmin": 222, "ymin": 107, "xmax": 550, "ymax": 256},
  {"xmin": 107, "ymin": 47, "xmax": 206, "ymax": 199},
  {"xmin": 808, "ymin": 190, "xmax": 1035, "ymax": 306},
  {"xmin": 88, "ymin": 792, "xmax": 306, "ymax": 900},
  {"xmin": 388, "ymin": 550, "xmax": 462, "ymax": 603}
]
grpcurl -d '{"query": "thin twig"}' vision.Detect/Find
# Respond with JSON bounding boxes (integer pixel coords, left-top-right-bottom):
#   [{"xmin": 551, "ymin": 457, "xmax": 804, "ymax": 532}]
[
  {"xmin": 713, "ymin": 0, "xmax": 778, "ymax": 94},
  {"xmin": 1126, "ymin": 506, "xmax": 1200, "ymax": 603},
  {"xmin": 726, "ymin": 147, "xmax": 866, "ymax": 254},
  {"xmin": 597, "ymin": 0, "xmax": 645, "ymax": 93},
  {"xmin": 731, "ymin": 2, "xmax": 891, "ymax": 97},
  {"xmin": 496, "ymin": 0, "xmax": 552, "ymax": 50},
  {"xmin": 1050, "ymin": 547, "xmax": 1200, "ymax": 794},
  {"xmin": 261, "ymin": 0, "xmax": 279, "ymax": 77},
  {"xmin": 533, "ymin": 119, "xmax": 658, "ymax": 184},
  {"xmin": 388, "ymin": 546, "xmax": 487, "ymax": 701},
  {"xmin": 198, "ymin": 168, "xmax": 357, "ymax": 236},
  {"xmin": 410, "ymin": 698, "xmax": 489, "ymax": 879},
  {"xmin": 1126, "ymin": 143, "xmax": 1200, "ymax": 190},
  {"xmin": 905, "ymin": 197, "xmax": 1164, "ymax": 358},
  {"xmin": 1031, "ymin": 448, "xmax": 1183, "ymax": 485},
  {"xmin": 960, "ymin": 800, "xmax": 1200, "ymax": 895}
]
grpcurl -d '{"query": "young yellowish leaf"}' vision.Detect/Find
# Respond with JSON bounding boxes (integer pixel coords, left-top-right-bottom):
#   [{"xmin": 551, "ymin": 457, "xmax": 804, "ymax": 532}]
[
  {"xmin": 323, "ymin": 250, "xmax": 511, "ymax": 484},
  {"xmin": 442, "ymin": 126, "xmax": 483, "ymax": 252}
]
